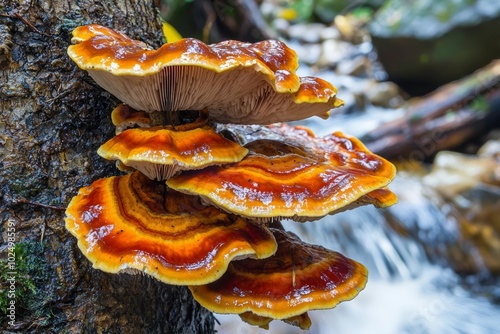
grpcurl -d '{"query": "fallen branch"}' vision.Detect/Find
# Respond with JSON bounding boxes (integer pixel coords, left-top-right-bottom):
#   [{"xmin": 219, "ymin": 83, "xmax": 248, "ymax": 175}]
[{"xmin": 361, "ymin": 60, "xmax": 500, "ymax": 161}]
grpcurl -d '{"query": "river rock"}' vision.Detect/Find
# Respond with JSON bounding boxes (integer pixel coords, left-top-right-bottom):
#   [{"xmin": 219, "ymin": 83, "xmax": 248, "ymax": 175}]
[
  {"xmin": 317, "ymin": 39, "xmax": 354, "ymax": 67},
  {"xmin": 478, "ymin": 138, "xmax": 500, "ymax": 159},
  {"xmin": 420, "ymin": 149, "xmax": 500, "ymax": 274},
  {"xmin": 272, "ymin": 18, "xmax": 290, "ymax": 35},
  {"xmin": 364, "ymin": 80, "xmax": 402, "ymax": 107},
  {"xmin": 423, "ymin": 151, "xmax": 498, "ymax": 197},
  {"xmin": 336, "ymin": 56, "xmax": 371, "ymax": 77},
  {"xmin": 477, "ymin": 139, "xmax": 500, "ymax": 186},
  {"xmin": 287, "ymin": 22, "xmax": 326, "ymax": 43},
  {"xmin": 453, "ymin": 183, "xmax": 500, "ymax": 275},
  {"xmin": 320, "ymin": 26, "xmax": 341, "ymax": 41},
  {"xmin": 289, "ymin": 42, "xmax": 322, "ymax": 66},
  {"xmin": 369, "ymin": 0, "xmax": 500, "ymax": 95}
]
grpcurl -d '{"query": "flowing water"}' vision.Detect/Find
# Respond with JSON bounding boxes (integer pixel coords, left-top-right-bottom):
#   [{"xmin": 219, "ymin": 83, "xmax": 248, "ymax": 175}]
[
  {"xmin": 214, "ymin": 11, "xmax": 500, "ymax": 331},
  {"xmin": 215, "ymin": 163, "xmax": 500, "ymax": 334}
]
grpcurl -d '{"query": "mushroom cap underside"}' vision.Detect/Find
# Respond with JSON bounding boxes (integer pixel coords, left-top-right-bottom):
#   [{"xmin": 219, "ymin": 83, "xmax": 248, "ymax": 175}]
[{"xmin": 67, "ymin": 24, "xmax": 343, "ymax": 124}]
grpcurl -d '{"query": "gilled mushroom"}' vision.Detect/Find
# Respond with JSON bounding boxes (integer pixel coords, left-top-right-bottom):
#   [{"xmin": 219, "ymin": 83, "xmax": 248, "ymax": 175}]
[
  {"xmin": 189, "ymin": 228, "xmax": 367, "ymax": 320},
  {"xmin": 167, "ymin": 124, "xmax": 397, "ymax": 221},
  {"xmin": 97, "ymin": 125, "xmax": 249, "ymax": 180},
  {"xmin": 64, "ymin": 23, "xmax": 396, "ymax": 332},
  {"xmin": 67, "ymin": 24, "xmax": 343, "ymax": 124},
  {"xmin": 111, "ymin": 103, "xmax": 151, "ymax": 134},
  {"xmin": 65, "ymin": 172, "xmax": 277, "ymax": 285}
]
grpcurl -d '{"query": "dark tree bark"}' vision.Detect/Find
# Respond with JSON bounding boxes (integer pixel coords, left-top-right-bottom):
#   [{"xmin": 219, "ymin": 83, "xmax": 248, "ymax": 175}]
[{"xmin": 0, "ymin": 1, "xmax": 215, "ymax": 333}]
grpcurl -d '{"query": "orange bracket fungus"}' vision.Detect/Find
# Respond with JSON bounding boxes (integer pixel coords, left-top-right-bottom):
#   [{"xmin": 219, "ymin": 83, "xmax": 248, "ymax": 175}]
[
  {"xmin": 189, "ymin": 228, "xmax": 368, "ymax": 328},
  {"xmin": 110, "ymin": 104, "xmax": 151, "ymax": 134},
  {"xmin": 67, "ymin": 24, "xmax": 342, "ymax": 124},
  {"xmin": 65, "ymin": 172, "xmax": 277, "ymax": 285},
  {"xmin": 66, "ymin": 23, "xmax": 397, "ymax": 331},
  {"xmin": 167, "ymin": 123, "xmax": 396, "ymax": 221},
  {"xmin": 97, "ymin": 125, "xmax": 249, "ymax": 180}
]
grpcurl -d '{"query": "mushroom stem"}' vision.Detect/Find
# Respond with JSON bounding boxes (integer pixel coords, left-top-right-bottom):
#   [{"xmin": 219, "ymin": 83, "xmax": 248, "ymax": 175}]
[
  {"xmin": 167, "ymin": 109, "xmax": 180, "ymax": 127},
  {"xmin": 149, "ymin": 109, "xmax": 209, "ymax": 129},
  {"xmin": 149, "ymin": 110, "xmax": 168, "ymax": 127},
  {"xmin": 269, "ymin": 220, "xmax": 285, "ymax": 230},
  {"xmin": 161, "ymin": 182, "xmax": 168, "ymax": 212},
  {"xmin": 173, "ymin": 109, "xmax": 209, "ymax": 131}
]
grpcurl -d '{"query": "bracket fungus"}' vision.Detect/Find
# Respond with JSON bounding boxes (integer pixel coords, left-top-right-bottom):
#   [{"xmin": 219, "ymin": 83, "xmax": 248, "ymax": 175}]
[
  {"xmin": 97, "ymin": 125, "xmax": 249, "ymax": 180},
  {"xmin": 66, "ymin": 23, "xmax": 398, "ymax": 331},
  {"xmin": 67, "ymin": 24, "xmax": 342, "ymax": 124},
  {"xmin": 167, "ymin": 123, "xmax": 396, "ymax": 221},
  {"xmin": 65, "ymin": 172, "xmax": 277, "ymax": 285},
  {"xmin": 189, "ymin": 229, "xmax": 367, "ymax": 326},
  {"xmin": 110, "ymin": 104, "xmax": 151, "ymax": 134}
]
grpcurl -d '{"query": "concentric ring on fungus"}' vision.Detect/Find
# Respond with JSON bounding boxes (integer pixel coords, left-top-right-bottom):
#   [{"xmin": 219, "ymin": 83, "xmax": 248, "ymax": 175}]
[
  {"xmin": 167, "ymin": 124, "xmax": 397, "ymax": 221},
  {"xmin": 189, "ymin": 229, "xmax": 368, "ymax": 320},
  {"xmin": 65, "ymin": 172, "xmax": 277, "ymax": 285},
  {"xmin": 98, "ymin": 123, "xmax": 249, "ymax": 181}
]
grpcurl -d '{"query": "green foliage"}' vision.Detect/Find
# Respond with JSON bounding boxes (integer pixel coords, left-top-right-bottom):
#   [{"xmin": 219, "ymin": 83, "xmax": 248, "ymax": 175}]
[
  {"xmin": 351, "ymin": 6, "xmax": 375, "ymax": 20},
  {"xmin": 162, "ymin": 0, "xmax": 194, "ymax": 21},
  {"xmin": 289, "ymin": 0, "xmax": 315, "ymax": 22},
  {"xmin": 0, "ymin": 242, "xmax": 53, "ymax": 323},
  {"xmin": 314, "ymin": 0, "xmax": 352, "ymax": 22},
  {"xmin": 286, "ymin": 0, "xmax": 383, "ymax": 23},
  {"xmin": 161, "ymin": 0, "xmax": 202, "ymax": 39},
  {"xmin": 470, "ymin": 96, "xmax": 489, "ymax": 113}
]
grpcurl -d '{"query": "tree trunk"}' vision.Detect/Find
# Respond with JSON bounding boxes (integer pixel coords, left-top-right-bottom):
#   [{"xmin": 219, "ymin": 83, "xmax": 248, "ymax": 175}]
[{"xmin": 0, "ymin": 1, "xmax": 215, "ymax": 333}]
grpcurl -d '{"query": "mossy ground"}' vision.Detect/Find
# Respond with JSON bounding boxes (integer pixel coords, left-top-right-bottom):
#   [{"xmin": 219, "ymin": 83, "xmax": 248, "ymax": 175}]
[{"xmin": 0, "ymin": 241, "xmax": 55, "ymax": 327}]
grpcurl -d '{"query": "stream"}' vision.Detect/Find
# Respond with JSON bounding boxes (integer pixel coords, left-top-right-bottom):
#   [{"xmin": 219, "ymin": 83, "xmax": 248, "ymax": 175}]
[
  {"xmin": 216, "ymin": 171, "xmax": 500, "ymax": 333},
  {"xmin": 214, "ymin": 12, "xmax": 500, "ymax": 333}
]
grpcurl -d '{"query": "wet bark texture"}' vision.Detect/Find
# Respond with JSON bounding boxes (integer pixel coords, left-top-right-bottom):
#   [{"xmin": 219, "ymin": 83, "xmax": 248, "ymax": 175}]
[{"xmin": 0, "ymin": 1, "xmax": 214, "ymax": 333}]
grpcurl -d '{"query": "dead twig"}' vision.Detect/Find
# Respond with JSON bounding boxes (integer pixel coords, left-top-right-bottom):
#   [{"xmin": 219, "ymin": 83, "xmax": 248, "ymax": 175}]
[
  {"xmin": 0, "ymin": 12, "xmax": 46, "ymax": 36},
  {"xmin": 40, "ymin": 221, "xmax": 46, "ymax": 242},
  {"xmin": 13, "ymin": 197, "xmax": 65, "ymax": 211}
]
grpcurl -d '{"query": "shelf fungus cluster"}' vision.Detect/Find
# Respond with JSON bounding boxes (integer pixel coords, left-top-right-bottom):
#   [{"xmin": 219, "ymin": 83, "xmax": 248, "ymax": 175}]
[{"xmin": 65, "ymin": 24, "xmax": 397, "ymax": 330}]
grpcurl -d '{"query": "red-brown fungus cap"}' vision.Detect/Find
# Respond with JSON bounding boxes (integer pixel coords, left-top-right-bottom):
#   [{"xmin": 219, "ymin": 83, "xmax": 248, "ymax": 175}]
[
  {"xmin": 97, "ymin": 125, "xmax": 249, "ymax": 180},
  {"xmin": 67, "ymin": 24, "xmax": 343, "ymax": 124},
  {"xmin": 189, "ymin": 229, "xmax": 367, "ymax": 319},
  {"xmin": 167, "ymin": 124, "xmax": 397, "ymax": 221},
  {"xmin": 65, "ymin": 172, "xmax": 277, "ymax": 285}
]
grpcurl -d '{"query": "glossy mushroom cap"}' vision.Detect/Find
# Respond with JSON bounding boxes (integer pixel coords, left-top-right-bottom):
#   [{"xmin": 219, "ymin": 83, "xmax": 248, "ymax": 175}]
[
  {"xmin": 67, "ymin": 24, "xmax": 343, "ymax": 124},
  {"xmin": 65, "ymin": 172, "xmax": 277, "ymax": 285},
  {"xmin": 167, "ymin": 124, "xmax": 397, "ymax": 221},
  {"xmin": 189, "ymin": 229, "xmax": 367, "ymax": 319},
  {"xmin": 97, "ymin": 125, "xmax": 249, "ymax": 180}
]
